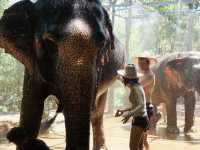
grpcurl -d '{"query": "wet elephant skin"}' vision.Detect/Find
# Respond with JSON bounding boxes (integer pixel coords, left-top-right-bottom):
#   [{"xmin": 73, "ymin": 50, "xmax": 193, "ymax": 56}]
[
  {"xmin": 151, "ymin": 52, "xmax": 200, "ymax": 134},
  {"xmin": 0, "ymin": 0, "xmax": 126, "ymax": 150}
]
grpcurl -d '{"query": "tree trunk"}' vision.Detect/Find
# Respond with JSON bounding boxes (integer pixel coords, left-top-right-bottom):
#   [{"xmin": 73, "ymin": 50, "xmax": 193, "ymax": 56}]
[
  {"xmin": 184, "ymin": 14, "xmax": 195, "ymax": 51},
  {"xmin": 125, "ymin": 0, "xmax": 132, "ymax": 61}
]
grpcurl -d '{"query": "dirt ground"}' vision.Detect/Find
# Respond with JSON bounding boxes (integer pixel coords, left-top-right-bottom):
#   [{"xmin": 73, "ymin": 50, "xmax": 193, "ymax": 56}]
[{"xmin": 0, "ymin": 104, "xmax": 200, "ymax": 150}]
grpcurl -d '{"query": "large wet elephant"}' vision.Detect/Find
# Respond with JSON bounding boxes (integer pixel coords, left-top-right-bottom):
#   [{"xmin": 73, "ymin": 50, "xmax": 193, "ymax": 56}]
[
  {"xmin": 0, "ymin": 0, "xmax": 126, "ymax": 150},
  {"xmin": 151, "ymin": 52, "xmax": 200, "ymax": 133}
]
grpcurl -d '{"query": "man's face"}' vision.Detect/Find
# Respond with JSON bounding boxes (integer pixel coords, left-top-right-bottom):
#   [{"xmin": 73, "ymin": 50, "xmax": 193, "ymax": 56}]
[{"xmin": 138, "ymin": 57, "xmax": 150, "ymax": 71}]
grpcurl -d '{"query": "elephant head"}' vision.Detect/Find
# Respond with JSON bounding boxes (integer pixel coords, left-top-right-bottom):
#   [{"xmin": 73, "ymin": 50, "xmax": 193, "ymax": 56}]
[
  {"xmin": 165, "ymin": 54, "xmax": 200, "ymax": 92},
  {"xmin": 0, "ymin": 0, "xmax": 116, "ymax": 149}
]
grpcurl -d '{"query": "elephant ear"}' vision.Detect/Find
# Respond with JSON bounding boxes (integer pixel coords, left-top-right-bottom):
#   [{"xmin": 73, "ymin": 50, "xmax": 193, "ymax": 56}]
[
  {"xmin": 102, "ymin": 7, "xmax": 115, "ymax": 50},
  {"xmin": 166, "ymin": 58, "xmax": 185, "ymax": 70},
  {"xmin": 164, "ymin": 58, "xmax": 185, "ymax": 85},
  {"xmin": 0, "ymin": 0, "xmax": 35, "ymax": 74}
]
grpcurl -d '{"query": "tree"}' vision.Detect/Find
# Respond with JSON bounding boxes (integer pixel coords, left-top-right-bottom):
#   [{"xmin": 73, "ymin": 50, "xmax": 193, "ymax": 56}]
[
  {"xmin": 0, "ymin": 0, "xmax": 24, "ymax": 112},
  {"xmin": 0, "ymin": 0, "xmax": 8, "ymax": 16}
]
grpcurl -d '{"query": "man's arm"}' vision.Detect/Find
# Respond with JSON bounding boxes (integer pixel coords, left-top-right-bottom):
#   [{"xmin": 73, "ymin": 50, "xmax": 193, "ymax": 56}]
[{"xmin": 123, "ymin": 105, "xmax": 142, "ymax": 118}]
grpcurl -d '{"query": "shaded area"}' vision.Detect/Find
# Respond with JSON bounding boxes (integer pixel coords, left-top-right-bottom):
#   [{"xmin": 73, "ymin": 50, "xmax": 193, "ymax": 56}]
[{"xmin": 0, "ymin": 102, "xmax": 200, "ymax": 150}]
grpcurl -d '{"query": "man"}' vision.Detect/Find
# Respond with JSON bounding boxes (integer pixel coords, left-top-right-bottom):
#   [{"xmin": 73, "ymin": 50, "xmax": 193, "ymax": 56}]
[
  {"xmin": 133, "ymin": 51, "xmax": 160, "ymax": 150},
  {"xmin": 133, "ymin": 51, "xmax": 160, "ymax": 123},
  {"xmin": 133, "ymin": 51, "xmax": 157, "ymax": 104},
  {"xmin": 115, "ymin": 64, "xmax": 149, "ymax": 150}
]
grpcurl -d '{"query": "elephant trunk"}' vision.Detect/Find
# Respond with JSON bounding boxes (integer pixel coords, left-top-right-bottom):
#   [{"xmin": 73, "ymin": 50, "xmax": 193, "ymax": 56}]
[
  {"xmin": 59, "ymin": 66, "xmax": 97, "ymax": 150},
  {"xmin": 56, "ymin": 18, "xmax": 100, "ymax": 149},
  {"xmin": 64, "ymin": 110, "xmax": 90, "ymax": 150}
]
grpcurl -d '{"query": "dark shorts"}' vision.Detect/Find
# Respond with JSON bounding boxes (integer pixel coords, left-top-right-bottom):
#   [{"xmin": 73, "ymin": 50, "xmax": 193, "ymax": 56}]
[
  {"xmin": 132, "ymin": 116, "xmax": 149, "ymax": 130},
  {"xmin": 146, "ymin": 102, "xmax": 155, "ymax": 118}
]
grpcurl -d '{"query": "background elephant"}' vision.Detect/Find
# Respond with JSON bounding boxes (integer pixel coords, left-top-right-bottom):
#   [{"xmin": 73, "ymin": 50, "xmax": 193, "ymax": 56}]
[
  {"xmin": 0, "ymin": 0, "xmax": 126, "ymax": 150},
  {"xmin": 151, "ymin": 52, "xmax": 200, "ymax": 133}
]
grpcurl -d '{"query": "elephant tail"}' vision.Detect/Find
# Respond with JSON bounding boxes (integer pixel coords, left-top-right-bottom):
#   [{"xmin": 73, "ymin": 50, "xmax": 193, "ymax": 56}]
[
  {"xmin": 39, "ymin": 112, "xmax": 58, "ymax": 135},
  {"xmin": 39, "ymin": 101, "xmax": 63, "ymax": 134}
]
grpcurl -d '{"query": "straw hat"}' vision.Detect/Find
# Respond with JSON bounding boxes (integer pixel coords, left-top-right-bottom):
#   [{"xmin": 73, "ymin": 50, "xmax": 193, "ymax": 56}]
[
  {"xmin": 117, "ymin": 64, "xmax": 143, "ymax": 79},
  {"xmin": 133, "ymin": 51, "xmax": 157, "ymax": 64}
]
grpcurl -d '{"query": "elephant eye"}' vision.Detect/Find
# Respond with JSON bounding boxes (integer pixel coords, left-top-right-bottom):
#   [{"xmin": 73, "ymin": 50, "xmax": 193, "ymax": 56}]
[{"xmin": 41, "ymin": 38, "xmax": 58, "ymax": 54}]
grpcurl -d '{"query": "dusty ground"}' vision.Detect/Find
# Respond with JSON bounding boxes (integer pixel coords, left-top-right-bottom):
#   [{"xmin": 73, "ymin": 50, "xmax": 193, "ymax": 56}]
[{"xmin": 0, "ymin": 104, "xmax": 200, "ymax": 150}]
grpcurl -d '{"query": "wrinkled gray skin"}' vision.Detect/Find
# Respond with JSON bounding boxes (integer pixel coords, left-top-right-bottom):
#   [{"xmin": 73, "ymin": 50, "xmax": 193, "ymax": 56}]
[
  {"xmin": 0, "ymin": 0, "xmax": 125, "ymax": 149},
  {"xmin": 151, "ymin": 52, "xmax": 200, "ymax": 134}
]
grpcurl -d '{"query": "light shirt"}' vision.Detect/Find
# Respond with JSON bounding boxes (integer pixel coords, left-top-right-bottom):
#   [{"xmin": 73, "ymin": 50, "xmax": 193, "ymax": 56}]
[{"xmin": 128, "ymin": 84, "xmax": 147, "ymax": 118}]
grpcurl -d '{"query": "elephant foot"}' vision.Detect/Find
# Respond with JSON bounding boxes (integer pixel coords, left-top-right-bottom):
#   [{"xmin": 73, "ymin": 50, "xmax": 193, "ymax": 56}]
[
  {"xmin": 184, "ymin": 126, "xmax": 194, "ymax": 134},
  {"xmin": 167, "ymin": 126, "xmax": 179, "ymax": 134},
  {"xmin": 93, "ymin": 145, "xmax": 108, "ymax": 150}
]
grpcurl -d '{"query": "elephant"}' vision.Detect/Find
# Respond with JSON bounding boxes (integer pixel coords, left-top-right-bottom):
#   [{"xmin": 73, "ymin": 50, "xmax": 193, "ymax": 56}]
[
  {"xmin": 0, "ymin": 0, "xmax": 126, "ymax": 150},
  {"xmin": 150, "ymin": 52, "xmax": 200, "ymax": 134}
]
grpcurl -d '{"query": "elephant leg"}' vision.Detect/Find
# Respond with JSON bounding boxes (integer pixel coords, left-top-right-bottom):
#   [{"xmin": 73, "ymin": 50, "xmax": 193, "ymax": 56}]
[
  {"xmin": 91, "ymin": 91, "xmax": 108, "ymax": 150},
  {"xmin": 184, "ymin": 92, "xmax": 195, "ymax": 133},
  {"xmin": 166, "ymin": 98, "xmax": 179, "ymax": 134},
  {"xmin": 19, "ymin": 72, "xmax": 49, "ymax": 138}
]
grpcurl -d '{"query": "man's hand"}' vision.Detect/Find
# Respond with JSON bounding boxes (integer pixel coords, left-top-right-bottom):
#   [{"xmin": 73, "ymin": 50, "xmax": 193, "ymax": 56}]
[{"xmin": 121, "ymin": 112, "xmax": 131, "ymax": 124}]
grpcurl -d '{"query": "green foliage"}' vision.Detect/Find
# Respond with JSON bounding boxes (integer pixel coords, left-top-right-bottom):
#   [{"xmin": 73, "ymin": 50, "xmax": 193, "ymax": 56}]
[
  {"xmin": 188, "ymin": 0, "xmax": 199, "ymax": 9},
  {"xmin": 111, "ymin": 0, "xmax": 200, "ymax": 58},
  {"xmin": 0, "ymin": 51, "xmax": 24, "ymax": 112},
  {"xmin": 0, "ymin": 0, "xmax": 8, "ymax": 16}
]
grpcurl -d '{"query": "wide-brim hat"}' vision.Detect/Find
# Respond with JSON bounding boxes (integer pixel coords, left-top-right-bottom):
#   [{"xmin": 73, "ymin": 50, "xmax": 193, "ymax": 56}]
[
  {"xmin": 117, "ymin": 64, "xmax": 143, "ymax": 79},
  {"xmin": 133, "ymin": 51, "xmax": 157, "ymax": 65}
]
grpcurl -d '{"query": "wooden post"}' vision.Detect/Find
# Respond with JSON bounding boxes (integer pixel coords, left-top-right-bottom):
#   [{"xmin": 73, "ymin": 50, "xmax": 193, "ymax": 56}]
[{"xmin": 125, "ymin": 0, "xmax": 132, "ymax": 61}]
